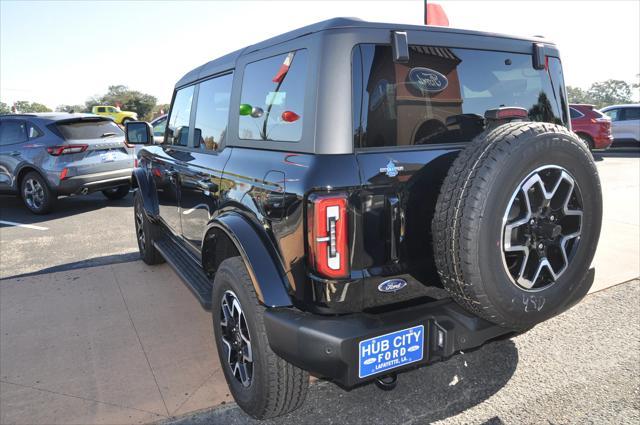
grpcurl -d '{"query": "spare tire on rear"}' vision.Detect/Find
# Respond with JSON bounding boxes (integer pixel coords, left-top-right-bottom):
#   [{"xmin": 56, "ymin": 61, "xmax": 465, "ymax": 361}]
[{"xmin": 432, "ymin": 122, "xmax": 602, "ymax": 330}]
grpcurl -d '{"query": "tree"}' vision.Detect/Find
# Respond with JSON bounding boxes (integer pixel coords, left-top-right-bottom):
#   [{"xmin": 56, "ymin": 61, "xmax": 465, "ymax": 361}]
[
  {"xmin": 13, "ymin": 101, "xmax": 52, "ymax": 113},
  {"xmin": 56, "ymin": 104, "xmax": 86, "ymax": 113},
  {"xmin": 0, "ymin": 102, "xmax": 10, "ymax": 114},
  {"xmin": 566, "ymin": 86, "xmax": 590, "ymax": 104},
  {"xmin": 586, "ymin": 79, "xmax": 633, "ymax": 109},
  {"xmin": 88, "ymin": 85, "xmax": 157, "ymax": 120}
]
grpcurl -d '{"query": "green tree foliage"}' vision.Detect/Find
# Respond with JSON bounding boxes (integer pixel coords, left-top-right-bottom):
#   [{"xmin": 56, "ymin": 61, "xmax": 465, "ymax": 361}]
[
  {"xmin": 567, "ymin": 79, "xmax": 634, "ymax": 109},
  {"xmin": 56, "ymin": 104, "xmax": 86, "ymax": 113},
  {"xmin": 566, "ymin": 86, "xmax": 590, "ymax": 104},
  {"xmin": 0, "ymin": 102, "xmax": 10, "ymax": 114},
  {"xmin": 85, "ymin": 85, "xmax": 157, "ymax": 120},
  {"xmin": 586, "ymin": 79, "xmax": 633, "ymax": 109},
  {"xmin": 14, "ymin": 101, "xmax": 52, "ymax": 113}
]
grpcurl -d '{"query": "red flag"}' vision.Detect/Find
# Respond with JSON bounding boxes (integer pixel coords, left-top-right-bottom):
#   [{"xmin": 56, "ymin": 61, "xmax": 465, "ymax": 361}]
[
  {"xmin": 425, "ymin": 2, "xmax": 449, "ymax": 27},
  {"xmin": 272, "ymin": 52, "xmax": 295, "ymax": 83}
]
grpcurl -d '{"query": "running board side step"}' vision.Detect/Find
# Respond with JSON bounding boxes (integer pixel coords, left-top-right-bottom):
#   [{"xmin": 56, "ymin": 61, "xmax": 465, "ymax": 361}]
[{"xmin": 154, "ymin": 238, "xmax": 212, "ymax": 310}]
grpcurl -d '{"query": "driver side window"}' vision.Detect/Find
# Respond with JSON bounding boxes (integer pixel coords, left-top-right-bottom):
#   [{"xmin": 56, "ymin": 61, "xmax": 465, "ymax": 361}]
[{"xmin": 167, "ymin": 86, "xmax": 195, "ymax": 146}]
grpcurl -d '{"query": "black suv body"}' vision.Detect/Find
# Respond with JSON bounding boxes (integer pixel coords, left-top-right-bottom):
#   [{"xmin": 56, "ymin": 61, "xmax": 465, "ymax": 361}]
[{"xmin": 127, "ymin": 18, "xmax": 600, "ymax": 419}]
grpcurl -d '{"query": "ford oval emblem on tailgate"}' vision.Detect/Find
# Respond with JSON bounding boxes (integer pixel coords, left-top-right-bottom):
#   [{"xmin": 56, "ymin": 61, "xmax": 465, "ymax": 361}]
[{"xmin": 378, "ymin": 279, "xmax": 407, "ymax": 293}]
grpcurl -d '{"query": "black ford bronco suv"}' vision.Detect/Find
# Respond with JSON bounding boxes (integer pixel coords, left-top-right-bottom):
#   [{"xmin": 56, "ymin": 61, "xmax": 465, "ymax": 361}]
[{"xmin": 125, "ymin": 18, "xmax": 601, "ymax": 419}]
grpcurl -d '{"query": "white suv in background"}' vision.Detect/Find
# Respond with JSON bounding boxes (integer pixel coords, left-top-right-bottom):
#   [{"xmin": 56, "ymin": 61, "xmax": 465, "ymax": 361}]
[{"xmin": 600, "ymin": 104, "xmax": 640, "ymax": 148}]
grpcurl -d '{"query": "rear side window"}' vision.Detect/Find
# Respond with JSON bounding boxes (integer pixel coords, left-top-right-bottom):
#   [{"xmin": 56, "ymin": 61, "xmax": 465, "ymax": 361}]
[
  {"xmin": 55, "ymin": 119, "xmax": 124, "ymax": 140},
  {"xmin": 0, "ymin": 120, "xmax": 27, "ymax": 145},
  {"xmin": 353, "ymin": 45, "xmax": 567, "ymax": 148},
  {"xmin": 238, "ymin": 50, "xmax": 308, "ymax": 142},
  {"xmin": 193, "ymin": 73, "xmax": 233, "ymax": 151},
  {"xmin": 623, "ymin": 107, "xmax": 640, "ymax": 120},
  {"xmin": 167, "ymin": 86, "xmax": 195, "ymax": 146},
  {"xmin": 569, "ymin": 107, "xmax": 583, "ymax": 119},
  {"xmin": 27, "ymin": 122, "xmax": 43, "ymax": 139}
]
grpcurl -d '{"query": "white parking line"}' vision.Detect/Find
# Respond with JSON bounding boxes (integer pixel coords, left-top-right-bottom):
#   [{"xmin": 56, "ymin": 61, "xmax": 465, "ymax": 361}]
[{"xmin": 0, "ymin": 220, "xmax": 49, "ymax": 231}]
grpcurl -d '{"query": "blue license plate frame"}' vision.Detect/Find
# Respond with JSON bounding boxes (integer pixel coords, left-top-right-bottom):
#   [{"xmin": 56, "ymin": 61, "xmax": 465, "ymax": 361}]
[{"xmin": 358, "ymin": 324, "xmax": 425, "ymax": 379}]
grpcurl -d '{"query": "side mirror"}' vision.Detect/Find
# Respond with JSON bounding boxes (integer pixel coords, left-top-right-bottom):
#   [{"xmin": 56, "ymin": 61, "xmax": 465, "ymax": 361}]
[{"xmin": 125, "ymin": 121, "xmax": 153, "ymax": 145}]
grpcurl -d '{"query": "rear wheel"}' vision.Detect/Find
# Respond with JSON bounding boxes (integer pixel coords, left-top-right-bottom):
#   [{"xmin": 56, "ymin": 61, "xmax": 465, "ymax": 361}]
[
  {"xmin": 212, "ymin": 257, "xmax": 309, "ymax": 419},
  {"xmin": 102, "ymin": 185, "xmax": 130, "ymax": 200},
  {"xmin": 134, "ymin": 191, "xmax": 164, "ymax": 265},
  {"xmin": 433, "ymin": 122, "xmax": 602, "ymax": 330},
  {"xmin": 20, "ymin": 171, "xmax": 55, "ymax": 214},
  {"xmin": 577, "ymin": 133, "xmax": 594, "ymax": 150}
]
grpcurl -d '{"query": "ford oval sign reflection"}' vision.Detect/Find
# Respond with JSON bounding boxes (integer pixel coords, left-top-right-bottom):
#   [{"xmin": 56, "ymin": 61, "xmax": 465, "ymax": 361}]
[
  {"xmin": 378, "ymin": 279, "xmax": 408, "ymax": 293},
  {"xmin": 408, "ymin": 67, "xmax": 448, "ymax": 95}
]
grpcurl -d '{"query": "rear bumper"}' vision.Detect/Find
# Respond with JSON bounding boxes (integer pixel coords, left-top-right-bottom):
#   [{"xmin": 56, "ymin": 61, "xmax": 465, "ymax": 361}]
[
  {"xmin": 264, "ymin": 298, "xmax": 513, "ymax": 388},
  {"xmin": 57, "ymin": 168, "xmax": 133, "ymax": 195},
  {"xmin": 593, "ymin": 134, "xmax": 613, "ymax": 150}
]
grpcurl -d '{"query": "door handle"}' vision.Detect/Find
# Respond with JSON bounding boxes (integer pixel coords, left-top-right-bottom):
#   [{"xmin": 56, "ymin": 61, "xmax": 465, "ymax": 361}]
[
  {"xmin": 9, "ymin": 151, "xmax": 20, "ymax": 157},
  {"xmin": 197, "ymin": 179, "xmax": 218, "ymax": 195}
]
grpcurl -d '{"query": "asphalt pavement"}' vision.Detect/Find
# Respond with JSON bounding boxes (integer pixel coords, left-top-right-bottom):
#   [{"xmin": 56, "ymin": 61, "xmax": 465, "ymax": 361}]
[
  {"xmin": 0, "ymin": 150, "xmax": 638, "ymax": 425},
  {"xmin": 164, "ymin": 279, "xmax": 640, "ymax": 425}
]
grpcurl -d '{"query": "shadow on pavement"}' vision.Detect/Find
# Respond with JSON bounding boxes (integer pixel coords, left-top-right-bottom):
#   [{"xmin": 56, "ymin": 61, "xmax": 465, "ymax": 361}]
[
  {"xmin": 165, "ymin": 338, "xmax": 518, "ymax": 425},
  {"xmin": 1, "ymin": 252, "xmax": 140, "ymax": 280},
  {"xmin": 593, "ymin": 148, "xmax": 640, "ymax": 161},
  {"xmin": 0, "ymin": 191, "xmax": 133, "ymax": 224}
]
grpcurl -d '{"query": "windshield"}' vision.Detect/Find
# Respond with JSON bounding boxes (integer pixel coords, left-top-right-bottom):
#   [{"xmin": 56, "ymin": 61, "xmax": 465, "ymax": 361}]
[
  {"xmin": 353, "ymin": 44, "xmax": 568, "ymax": 148},
  {"xmin": 54, "ymin": 119, "xmax": 124, "ymax": 140}
]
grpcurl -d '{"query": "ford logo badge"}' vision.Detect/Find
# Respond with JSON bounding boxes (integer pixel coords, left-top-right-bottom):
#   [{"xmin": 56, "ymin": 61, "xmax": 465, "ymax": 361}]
[
  {"xmin": 408, "ymin": 67, "xmax": 448, "ymax": 95},
  {"xmin": 378, "ymin": 279, "xmax": 408, "ymax": 293}
]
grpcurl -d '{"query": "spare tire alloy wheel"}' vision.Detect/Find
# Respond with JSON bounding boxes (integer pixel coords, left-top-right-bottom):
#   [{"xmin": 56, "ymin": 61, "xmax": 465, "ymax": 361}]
[
  {"xmin": 219, "ymin": 290, "xmax": 253, "ymax": 387},
  {"xmin": 502, "ymin": 165, "xmax": 583, "ymax": 291}
]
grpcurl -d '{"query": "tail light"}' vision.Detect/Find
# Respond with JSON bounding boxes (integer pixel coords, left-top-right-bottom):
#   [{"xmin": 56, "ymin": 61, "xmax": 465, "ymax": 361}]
[
  {"xmin": 59, "ymin": 168, "xmax": 68, "ymax": 180},
  {"xmin": 307, "ymin": 193, "xmax": 349, "ymax": 279},
  {"xmin": 47, "ymin": 144, "xmax": 88, "ymax": 156}
]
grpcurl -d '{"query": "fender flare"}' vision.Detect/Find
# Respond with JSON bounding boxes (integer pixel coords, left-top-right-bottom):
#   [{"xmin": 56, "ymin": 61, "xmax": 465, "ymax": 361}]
[
  {"xmin": 131, "ymin": 168, "xmax": 159, "ymax": 216},
  {"xmin": 205, "ymin": 212, "xmax": 293, "ymax": 307}
]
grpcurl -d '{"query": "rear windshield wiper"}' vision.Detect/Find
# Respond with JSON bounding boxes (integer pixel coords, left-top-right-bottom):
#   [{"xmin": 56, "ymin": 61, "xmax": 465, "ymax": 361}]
[{"xmin": 100, "ymin": 132, "xmax": 117, "ymax": 138}]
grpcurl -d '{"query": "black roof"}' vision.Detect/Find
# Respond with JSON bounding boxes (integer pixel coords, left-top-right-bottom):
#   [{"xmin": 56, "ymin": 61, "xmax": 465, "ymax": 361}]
[{"xmin": 175, "ymin": 17, "xmax": 554, "ymax": 88}]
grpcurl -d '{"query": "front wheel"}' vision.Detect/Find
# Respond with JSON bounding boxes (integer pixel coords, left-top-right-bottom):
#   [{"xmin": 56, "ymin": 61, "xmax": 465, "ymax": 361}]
[
  {"xmin": 134, "ymin": 191, "xmax": 164, "ymax": 265},
  {"xmin": 212, "ymin": 257, "xmax": 309, "ymax": 419},
  {"xmin": 121, "ymin": 117, "xmax": 133, "ymax": 125}
]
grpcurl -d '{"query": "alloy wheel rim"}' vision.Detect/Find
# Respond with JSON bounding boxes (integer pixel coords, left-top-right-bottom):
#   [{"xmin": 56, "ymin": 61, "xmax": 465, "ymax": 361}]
[
  {"xmin": 135, "ymin": 206, "xmax": 145, "ymax": 251},
  {"xmin": 219, "ymin": 290, "xmax": 253, "ymax": 387},
  {"xmin": 501, "ymin": 165, "xmax": 583, "ymax": 291},
  {"xmin": 23, "ymin": 178, "xmax": 45, "ymax": 210}
]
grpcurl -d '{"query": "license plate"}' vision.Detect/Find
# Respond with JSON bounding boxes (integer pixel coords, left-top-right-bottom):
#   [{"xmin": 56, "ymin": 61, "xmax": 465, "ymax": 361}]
[
  {"xmin": 100, "ymin": 151, "xmax": 117, "ymax": 162},
  {"xmin": 358, "ymin": 325, "xmax": 424, "ymax": 379}
]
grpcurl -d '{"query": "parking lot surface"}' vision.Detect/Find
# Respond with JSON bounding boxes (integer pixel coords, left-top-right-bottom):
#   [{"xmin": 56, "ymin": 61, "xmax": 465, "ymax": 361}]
[{"xmin": 0, "ymin": 152, "xmax": 638, "ymax": 424}]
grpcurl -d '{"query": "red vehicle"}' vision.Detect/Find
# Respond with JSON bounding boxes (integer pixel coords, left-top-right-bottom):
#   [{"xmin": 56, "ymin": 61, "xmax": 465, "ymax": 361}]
[{"xmin": 570, "ymin": 104, "xmax": 613, "ymax": 150}]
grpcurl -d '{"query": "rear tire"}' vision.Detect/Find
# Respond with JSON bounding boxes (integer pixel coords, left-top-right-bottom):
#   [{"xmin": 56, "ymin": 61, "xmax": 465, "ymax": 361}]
[
  {"xmin": 102, "ymin": 185, "xmax": 130, "ymax": 200},
  {"xmin": 577, "ymin": 133, "xmax": 595, "ymax": 150},
  {"xmin": 212, "ymin": 257, "xmax": 309, "ymax": 419},
  {"xmin": 134, "ymin": 190, "xmax": 164, "ymax": 265},
  {"xmin": 432, "ymin": 122, "xmax": 602, "ymax": 330},
  {"xmin": 20, "ymin": 171, "xmax": 55, "ymax": 214}
]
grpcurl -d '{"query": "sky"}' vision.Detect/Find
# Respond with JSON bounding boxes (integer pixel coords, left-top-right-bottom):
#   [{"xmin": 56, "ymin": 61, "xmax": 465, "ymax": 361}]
[{"xmin": 1, "ymin": 0, "xmax": 639, "ymax": 109}]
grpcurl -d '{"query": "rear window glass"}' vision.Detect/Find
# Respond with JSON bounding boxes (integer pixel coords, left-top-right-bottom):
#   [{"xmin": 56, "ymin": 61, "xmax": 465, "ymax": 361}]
[
  {"xmin": 238, "ymin": 50, "xmax": 307, "ymax": 142},
  {"xmin": 55, "ymin": 119, "xmax": 123, "ymax": 140},
  {"xmin": 353, "ymin": 45, "xmax": 568, "ymax": 148}
]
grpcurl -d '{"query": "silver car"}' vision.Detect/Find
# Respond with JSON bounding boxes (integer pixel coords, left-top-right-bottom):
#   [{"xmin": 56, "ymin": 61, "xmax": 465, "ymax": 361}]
[
  {"xmin": 600, "ymin": 104, "xmax": 640, "ymax": 148},
  {"xmin": 0, "ymin": 113, "xmax": 134, "ymax": 214}
]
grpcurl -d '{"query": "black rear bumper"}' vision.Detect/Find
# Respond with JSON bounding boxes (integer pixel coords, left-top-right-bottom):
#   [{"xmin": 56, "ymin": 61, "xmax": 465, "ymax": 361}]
[{"xmin": 264, "ymin": 298, "xmax": 514, "ymax": 388}]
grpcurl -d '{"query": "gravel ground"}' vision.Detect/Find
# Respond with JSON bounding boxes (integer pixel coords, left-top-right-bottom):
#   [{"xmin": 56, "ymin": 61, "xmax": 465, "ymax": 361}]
[{"xmin": 164, "ymin": 279, "xmax": 640, "ymax": 425}]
